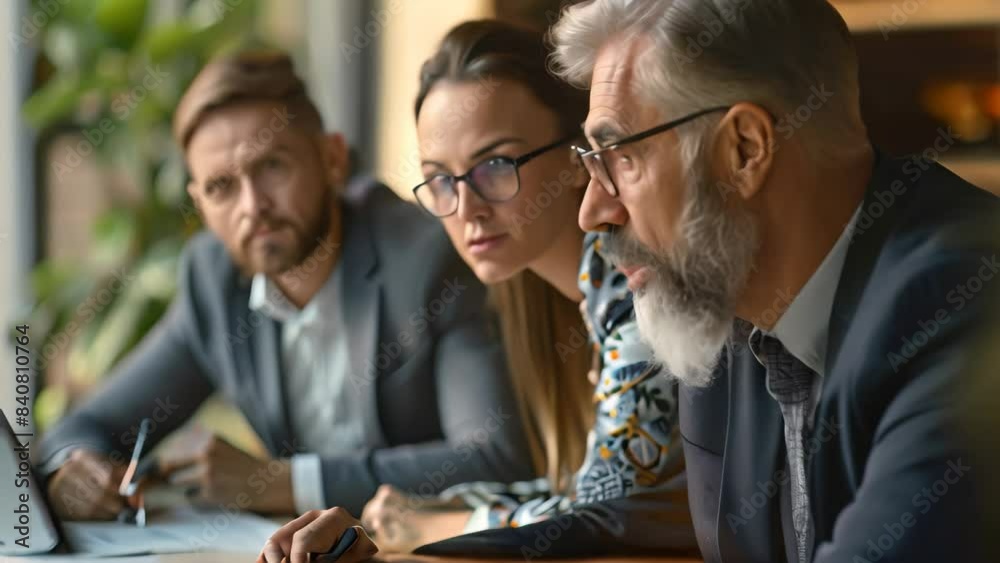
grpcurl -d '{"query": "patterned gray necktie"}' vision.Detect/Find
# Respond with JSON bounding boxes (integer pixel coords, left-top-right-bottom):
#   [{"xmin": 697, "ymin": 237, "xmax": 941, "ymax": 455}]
[{"xmin": 750, "ymin": 330, "xmax": 818, "ymax": 563}]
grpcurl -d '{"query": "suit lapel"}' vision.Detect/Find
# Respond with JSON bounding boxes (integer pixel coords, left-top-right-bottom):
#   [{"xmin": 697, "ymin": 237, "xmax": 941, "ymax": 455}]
[
  {"xmin": 256, "ymin": 315, "xmax": 294, "ymax": 454},
  {"xmin": 718, "ymin": 336, "xmax": 787, "ymax": 562},
  {"xmin": 812, "ymin": 151, "xmax": 908, "ymax": 537},
  {"xmin": 228, "ymin": 280, "xmax": 291, "ymax": 455},
  {"xmin": 825, "ymin": 150, "xmax": 904, "ymax": 373},
  {"xmin": 339, "ymin": 200, "xmax": 388, "ymax": 449}
]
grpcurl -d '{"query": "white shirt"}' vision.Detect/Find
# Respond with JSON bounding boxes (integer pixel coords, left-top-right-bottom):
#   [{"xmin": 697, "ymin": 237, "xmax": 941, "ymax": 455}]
[
  {"xmin": 751, "ymin": 204, "xmax": 862, "ymax": 378},
  {"xmin": 249, "ymin": 267, "xmax": 366, "ymax": 513}
]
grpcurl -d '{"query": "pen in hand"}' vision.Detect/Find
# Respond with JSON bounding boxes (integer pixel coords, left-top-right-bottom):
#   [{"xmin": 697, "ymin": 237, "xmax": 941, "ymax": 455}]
[
  {"xmin": 117, "ymin": 418, "xmax": 152, "ymax": 527},
  {"xmin": 259, "ymin": 508, "xmax": 378, "ymax": 563},
  {"xmin": 308, "ymin": 526, "xmax": 359, "ymax": 562}
]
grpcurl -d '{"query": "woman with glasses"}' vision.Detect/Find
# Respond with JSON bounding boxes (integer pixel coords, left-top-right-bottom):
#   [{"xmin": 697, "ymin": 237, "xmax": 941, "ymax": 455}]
[{"xmin": 258, "ymin": 20, "xmax": 694, "ymax": 563}]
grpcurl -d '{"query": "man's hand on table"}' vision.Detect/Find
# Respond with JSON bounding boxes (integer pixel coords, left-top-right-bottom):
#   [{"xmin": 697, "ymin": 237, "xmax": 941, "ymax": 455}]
[
  {"xmin": 159, "ymin": 433, "xmax": 295, "ymax": 514},
  {"xmin": 47, "ymin": 449, "xmax": 127, "ymax": 520},
  {"xmin": 259, "ymin": 508, "xmax": 378, "ymax": 563}
]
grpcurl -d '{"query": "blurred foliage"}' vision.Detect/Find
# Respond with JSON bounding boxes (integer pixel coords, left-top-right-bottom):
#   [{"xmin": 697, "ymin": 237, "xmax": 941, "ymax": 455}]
[{"xmin": 24, "ymin": 0, "xmax": 267, "ymax": 431}]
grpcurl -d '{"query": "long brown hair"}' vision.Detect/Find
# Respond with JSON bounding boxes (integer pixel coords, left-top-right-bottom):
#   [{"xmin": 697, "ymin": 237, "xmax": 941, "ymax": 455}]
[{"xmin": 416, "ymin": 20, "xmax": 594, "ymax": 492}]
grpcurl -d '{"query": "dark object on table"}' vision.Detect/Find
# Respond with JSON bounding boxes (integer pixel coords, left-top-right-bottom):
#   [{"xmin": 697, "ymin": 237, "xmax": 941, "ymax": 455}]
[{"xmin": 310, "ymin": 526, "xmax": 359, "ymax": 562}]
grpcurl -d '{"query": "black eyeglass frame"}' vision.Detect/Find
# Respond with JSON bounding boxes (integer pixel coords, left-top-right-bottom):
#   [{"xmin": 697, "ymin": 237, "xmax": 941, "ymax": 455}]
[
  {"xmin": 412, "ymin": 136, "xmax": 575, "ymax": 218},
  {"xmin": 572, "ymin": 106, "xmax": 731, "ymax": 197}
]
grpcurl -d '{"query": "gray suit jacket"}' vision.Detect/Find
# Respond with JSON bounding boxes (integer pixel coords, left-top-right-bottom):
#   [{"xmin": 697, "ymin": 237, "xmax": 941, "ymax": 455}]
[{"xmin": 38, "ymin": 180, "xmax": 535, "ymax": 513}]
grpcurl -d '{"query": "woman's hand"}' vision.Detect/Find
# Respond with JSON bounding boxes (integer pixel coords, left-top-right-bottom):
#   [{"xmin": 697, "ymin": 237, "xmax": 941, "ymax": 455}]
[
  {"xmin": 360, "ymin": 485, "xmax": 472, "ymax": 553},
  {"xmin": 257, "ymin": 508, "xmax": 378, "ymax": 563}
]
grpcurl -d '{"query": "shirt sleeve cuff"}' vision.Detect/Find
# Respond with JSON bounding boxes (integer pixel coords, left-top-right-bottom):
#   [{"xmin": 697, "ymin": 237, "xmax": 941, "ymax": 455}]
[
  {"xmin": 40, "ymin": 445, "xmax": 82, "ymax": 477},
  {"xmin": 291, "ymin": 454, "xmax": 327, "ymax": 514}
]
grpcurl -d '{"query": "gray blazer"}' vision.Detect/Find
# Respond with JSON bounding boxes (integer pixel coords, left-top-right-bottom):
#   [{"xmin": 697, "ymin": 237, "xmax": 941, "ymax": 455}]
[{"xmin": 38, "ymin": 179, "xmax": 535, "ymax": 513}]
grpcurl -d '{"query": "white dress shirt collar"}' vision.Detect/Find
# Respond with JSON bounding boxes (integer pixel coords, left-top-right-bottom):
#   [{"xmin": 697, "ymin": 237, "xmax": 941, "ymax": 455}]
[
  {"xmin": 249, "ymin": 274, "xmax": 297, "ymax": 322},
  {"xmin": 767, "ymin": 205, "xmax": 862, "ymax": 376},
  {"xmin": 249, "ymin": 271, "xmax": 338, "ymax": 327}
]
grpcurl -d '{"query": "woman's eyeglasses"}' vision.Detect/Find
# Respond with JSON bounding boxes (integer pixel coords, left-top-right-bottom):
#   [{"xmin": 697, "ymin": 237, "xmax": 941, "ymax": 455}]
[{"xmin": 412, "ymin": 136, "xmax": 575, "ymax": 218}]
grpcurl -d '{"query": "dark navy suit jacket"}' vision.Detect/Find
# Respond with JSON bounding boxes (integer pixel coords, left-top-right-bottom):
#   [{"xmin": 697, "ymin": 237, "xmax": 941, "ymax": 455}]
[{"xmin": 681, "ymin": 152, "xmax": 999, "ymax": 562}]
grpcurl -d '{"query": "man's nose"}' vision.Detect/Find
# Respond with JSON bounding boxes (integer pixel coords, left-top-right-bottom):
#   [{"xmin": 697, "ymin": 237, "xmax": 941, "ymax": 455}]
[
  {"xmin": 579, "ymin": 178, "xmax": 628, "ymax": 232},
  {"xmin": 236, "ymin": 177, "xmax": 274, "ymax": 218}
]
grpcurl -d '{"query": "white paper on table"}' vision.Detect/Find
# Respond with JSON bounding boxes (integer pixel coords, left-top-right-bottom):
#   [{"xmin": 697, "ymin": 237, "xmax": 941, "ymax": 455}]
[
  {"xmin": 58, "ymin": 504, "xmax": 279, "ymax": 557},
  {"xmin": 2, "ymin": 554, "xmax": 157, "ymax": 562}
]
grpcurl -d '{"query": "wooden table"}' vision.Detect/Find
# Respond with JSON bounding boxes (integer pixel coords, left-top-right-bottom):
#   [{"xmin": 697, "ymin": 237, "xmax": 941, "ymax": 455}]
[
  {"xmin": 7, "ymin": 554, "xmax": 699, "ymax": 563},
  {"xmin": 378, "ymin": 557, "xmax": 698, "ymax": 563},
  {"xmin": 156, "ymin": 554, "xmax": 700, "ymax": 563}
]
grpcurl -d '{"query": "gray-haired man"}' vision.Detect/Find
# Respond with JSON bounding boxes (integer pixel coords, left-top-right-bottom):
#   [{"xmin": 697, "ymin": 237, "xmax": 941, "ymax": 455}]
[{"xmin": 551, "ymin": 1, "xmax": 998, "ymax": 562}]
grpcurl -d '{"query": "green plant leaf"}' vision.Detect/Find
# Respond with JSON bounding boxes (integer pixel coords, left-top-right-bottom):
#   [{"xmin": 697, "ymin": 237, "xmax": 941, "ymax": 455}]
[
  {"xmin": 134, "ymin": 238, "xmax": 182, "ymax": 298},
  {"xmin": 57, "ymin": 0, "xmax": 101, "ymax": 25},
  {"xmin": 66, "ymin": 272, "xmax": 132, "ymax": 386},
  {"xmin": 66, "ymin": 268, "xmax": 171, "ymax": 386},
  {"xmin": 34, "ymin": 386, "xmax": 70, "ymax": 434},
  {"xmin": 94, "ymin": 50, "xmax": 131, "ymax": 87},
  {"xmin": 31, "ymin": 260, "xmax": 80, "ymax": 302},
  {"xmin": 142, "ymin": 22, "xmax": 201, "ymax": 62},
  {"xmin": 92, "ymin": 208, "xmax": 137, "ymax": 267},
  {"xmin": 155, "ymin": 150, "xmax": 188, "ymax": 205},
  {"xmin": 95, "ymin": 0, "xmax": 148, "ymax": 48},
  {"xmin": 22, "ymin": 73, "xmax": 88, "ymax": 129},
  {"xmin": 28, "ymin": 0, "xmax": 257, "ymax": 405},
  {"xmin": 28, "ymin": 265, "xmax": 94, "ymax": 345}
]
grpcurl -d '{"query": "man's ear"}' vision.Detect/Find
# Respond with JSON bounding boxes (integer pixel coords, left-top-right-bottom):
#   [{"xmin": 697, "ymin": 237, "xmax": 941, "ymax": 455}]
[
  {"xmin": 715, "ymin": 103, "xmax": 776, "ymax": 201},
  {"xmin": 316, "ymin": 133, "xmax": 349, "ymax": 187}
]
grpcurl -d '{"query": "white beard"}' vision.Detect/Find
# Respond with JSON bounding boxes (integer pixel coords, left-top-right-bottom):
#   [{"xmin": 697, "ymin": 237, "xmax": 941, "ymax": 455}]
[
  {"xmin": 633, "ymin": 274, "xmax": 734, "ymax": 387},
  {"xmin": 607, "ymin": 157, "xmax": 759, "ymax": 388}
]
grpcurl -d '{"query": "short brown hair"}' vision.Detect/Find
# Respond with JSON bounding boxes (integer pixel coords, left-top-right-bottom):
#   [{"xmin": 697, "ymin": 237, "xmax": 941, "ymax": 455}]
[{"xmin": 173, "ymin": 50, "xmax": 325, "ymax": 150}]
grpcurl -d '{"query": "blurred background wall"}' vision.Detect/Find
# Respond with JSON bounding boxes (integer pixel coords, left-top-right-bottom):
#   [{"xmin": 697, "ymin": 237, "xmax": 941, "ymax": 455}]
[
  {"xmin": 3, "ymin": 0, "xmax": 999, "ymax": 451},
  {"xmin": 372, "ymin": 0, "xmax": 493, "ymax": 191},
  {"xmin": 0, "ymin": 1, "xmax": 36, "ymax": 431}
]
